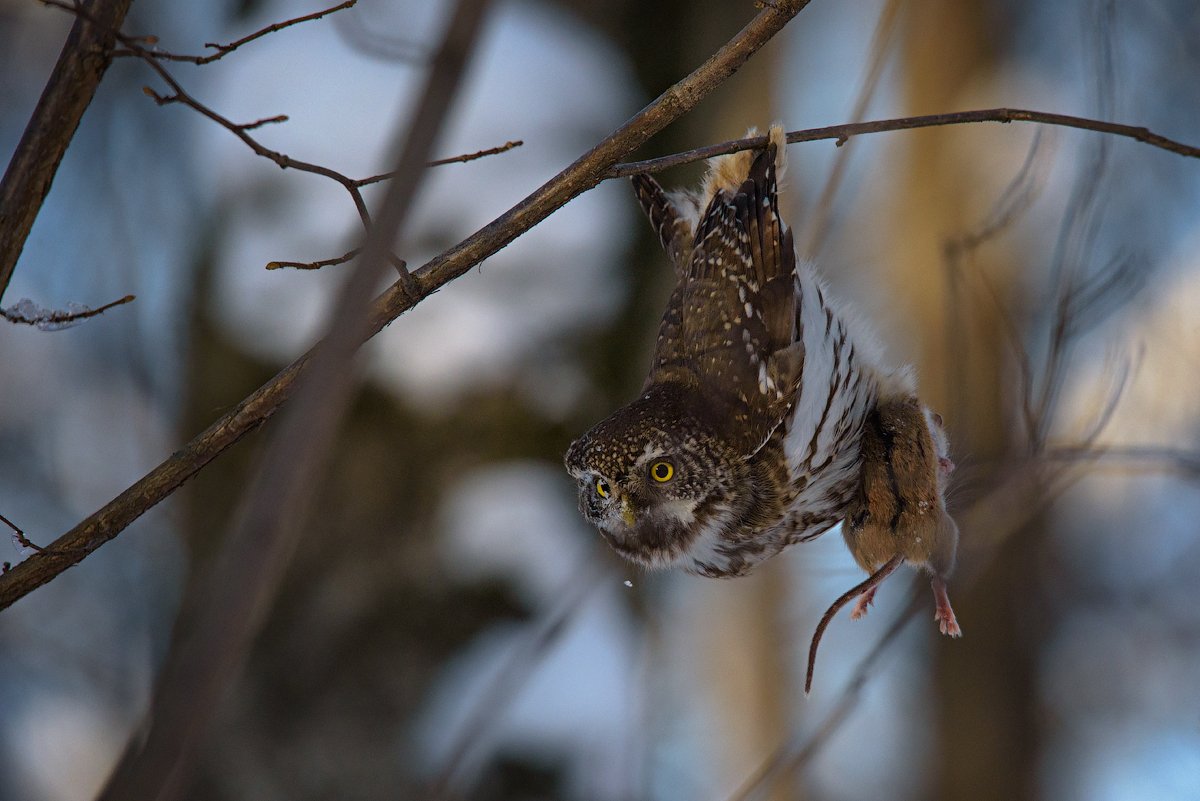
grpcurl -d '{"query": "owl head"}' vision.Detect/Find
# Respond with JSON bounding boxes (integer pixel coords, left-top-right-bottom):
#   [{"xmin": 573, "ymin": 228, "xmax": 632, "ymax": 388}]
[{"xmin": 564, "ymin": 384, "xmax": 742, "ymax": 569}]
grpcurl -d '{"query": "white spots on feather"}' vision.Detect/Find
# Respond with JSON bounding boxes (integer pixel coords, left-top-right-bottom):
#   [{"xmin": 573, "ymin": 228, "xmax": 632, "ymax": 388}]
[
  {"xmin": 738, "ymin": 285, "xmax": 747, "ymax": 303},
  {"xmin": 757, "ymin": 360, "xmax": 776, "ymax": 395},
  {"xmin": 744, "ymin": 302, "xmax": 754, "ymax": 318}
]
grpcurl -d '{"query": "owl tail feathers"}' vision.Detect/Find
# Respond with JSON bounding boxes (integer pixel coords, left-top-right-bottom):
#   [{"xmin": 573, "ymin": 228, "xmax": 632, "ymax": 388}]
[{"xmin": 700, "ymin": 123, "xmax": 789, "ymax": 205}]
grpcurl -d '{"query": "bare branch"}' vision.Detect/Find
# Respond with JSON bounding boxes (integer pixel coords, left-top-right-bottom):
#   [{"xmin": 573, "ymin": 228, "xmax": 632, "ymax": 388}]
[
  {"xmin": 429, "ymin": 558, "xmax": 608, "ymax": 798},
  {"xmin": 0, "ymin": 0, "xmax": 817, "ymax": 612},
  {"xmin": 266, "ymin": 249, "xmax": 360, "ymax": 271},
  {"xmin": 0, "ymin": 0, "xmax": 135, "ymax": 301},
  {"xmin": 609, "ymin": 107, "xmax": 1200, "ymax": 178},
  {"xmin": 427, "ymin": 139, "xmax": 524, "ymax": 167},
  {"xmin": 1, "ymin": 293, "xmax": 135, "ymax": 330},
  {"xmin": 107, "ymin": 0, "xmax": 358, "ymax": 64},
  {"xmin": 801, "ymin": 0, "xmax": 902, "ymax": 256},
  {"xmin": 96, "ymin": 0, "xmax": 490, "ymax": 797},
  {"xmin": 353, "ymin": 139, "xmax": 525, "ymax": 187},
  {"xmin": 728, "ymin": 589, "xmax": 923, "ymax": 801},
  {"xmin": 1, "ymin": 512, "xmax": 44, "ymax": 555},
  {"xmin": 1045, "ymin": 444, "xmax": 1200, "ymax": 480},
  {"xmin": 238, "ymin": 114, "xmax": 289, "ymax": 131},
  {"xmin": 130, "ymin": 56, "xmax": 374, "ymax": 228}
]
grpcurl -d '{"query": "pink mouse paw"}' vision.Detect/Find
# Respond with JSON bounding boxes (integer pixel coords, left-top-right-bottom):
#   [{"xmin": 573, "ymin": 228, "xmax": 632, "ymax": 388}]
[{"xmin": 850, "ymin": 586, "xmax": 878, "ymax": 620}]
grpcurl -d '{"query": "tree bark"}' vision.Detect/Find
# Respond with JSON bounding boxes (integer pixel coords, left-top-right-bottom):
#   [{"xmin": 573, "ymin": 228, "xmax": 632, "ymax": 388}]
[{"xmin": 0, "ymin": 0, "xmax": 136, "ymax": 300}]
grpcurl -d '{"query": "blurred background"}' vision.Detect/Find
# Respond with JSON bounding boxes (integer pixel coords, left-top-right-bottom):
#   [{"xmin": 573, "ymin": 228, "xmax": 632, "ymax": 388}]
[{"xmin": 2, "ymin": 0, "xmax": 1199, "ymax": 799}]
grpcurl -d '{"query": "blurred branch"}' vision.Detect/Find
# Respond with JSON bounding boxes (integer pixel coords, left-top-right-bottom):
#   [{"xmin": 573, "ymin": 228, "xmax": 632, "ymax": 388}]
[
  {"xmin": 609, "ymin": 107, "xmax": 1200, "ymax": 177},
  {"xmin": 942, "ymin": 133, "xmax": 1047, "ymax": 434},
  {"xmin": 107, "ymin": 0, "xmax": 359, "ymax": 64},
  {"xmin": 0, "ymin": 293, "xmax": 135, "ymax": 329},
  {"xmin": 430, "ymin": 558, "xmax": 608, "ymax": 798},
  {"xmin": 728, "ymin": 589, "xmax": 924, "ymax": 801},
  {"xmin": 332, "ymin": 7, "xmax": 426, "ymax": 63},
  {"xmin": 95, "ymin": 0, "xmax": 492, "ymax": 798},
  {"xmin": 0, "ymin": 0, "xmax": 813, "ymax": 605},
  {"xmin": 0, "ymin": 0, "xmax": 135, "ymax": 301},
  {"xmin": 1046, "ymin": 444, "xmax": 1200, "ymax": 480},
  {"xmin": 801, "ymin": 0, "xmax": 902, "ymax": 257}
]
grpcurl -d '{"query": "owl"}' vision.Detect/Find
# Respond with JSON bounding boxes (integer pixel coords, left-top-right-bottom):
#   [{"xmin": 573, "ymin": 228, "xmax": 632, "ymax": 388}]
[{"xmin": 565, "ymin": 125, "xmax": 913, "ymax": 578}]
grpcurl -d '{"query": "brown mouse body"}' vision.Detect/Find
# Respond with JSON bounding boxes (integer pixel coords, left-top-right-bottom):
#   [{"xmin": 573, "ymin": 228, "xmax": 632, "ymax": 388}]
[
  {"xmin": 806, "ymin": 394, "xmax": 961, "ymax": 692},
  {"xmin": 842, "ymin": 395, "xmax": 960, "ymax": 634}
]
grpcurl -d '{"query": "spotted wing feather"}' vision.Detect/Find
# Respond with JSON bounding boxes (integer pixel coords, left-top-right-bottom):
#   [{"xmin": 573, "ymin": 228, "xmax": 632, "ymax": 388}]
[{"xmin": 646, "ymin": 144, "xmax": 800, "ymax": 455}]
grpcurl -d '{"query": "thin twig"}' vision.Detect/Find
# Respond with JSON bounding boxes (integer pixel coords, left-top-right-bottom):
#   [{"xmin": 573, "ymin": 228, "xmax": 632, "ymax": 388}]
[
  {"xmin": 49, "ymin": 0, "xmax": 375, "ymax": 227},
  {"xmin": 942, "ymin": 133, "xmax": 1047, "ymax": 439},
  {"xmin": 107, "ymin": 0, "xmax": 358, "ymax": 64},
  {"xmin": 0, "ymin": 0, "xmax": 817, "ymax": 612},
  {"xmin": 1045, "ymin": 444, "xmax": 1200, "ymax": 480},
  {"xmin": 608, "ymin": 107, "xmax": 1200, "ymax": 178},
  {"xmin": 1, "ymin": 512, "xmax": 44, "ymax": 554},
  {"xmin": 428, "ymin": 139, "xmax": 524, "ymax": 167},
  {"xmin": 266, "ymin": 249, "xmax": 360, "ymax": 271},
  {"xmin": 728, "ymin": 589, "xmax": 924, "ymax": 801},
  {"xmin": 238, "ymin": 114, "xmax": 288, "ymax": 131},
  {"xmin": 429, "ymin": 558, "xmax": 608, "ymax": 798},
  {"xmin": 354, "ymin": 139, "xmax": 524, "ymax": 187},
  {"xmin": 801, "ymin": 0, "xmax": 902, "ymax": 256},
  {"xmin": 0, "ymin": 293, "xmax": 135, "ymax": 328}
]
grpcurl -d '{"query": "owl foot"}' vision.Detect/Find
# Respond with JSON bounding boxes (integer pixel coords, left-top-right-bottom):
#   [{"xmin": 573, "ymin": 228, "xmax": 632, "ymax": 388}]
[
  {"xmin": 849, "ymin": 586, "xmax": 877, "ymax": 620},
  {"xmin": 931, "ymin": 575, "xmax": 961, "ymax": 637}
]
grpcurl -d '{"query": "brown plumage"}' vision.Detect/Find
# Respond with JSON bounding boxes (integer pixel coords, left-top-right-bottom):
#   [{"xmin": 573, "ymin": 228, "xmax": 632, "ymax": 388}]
[{"xmin": 566, "ymin": 126, "xmax": 887, "ymax": 578}]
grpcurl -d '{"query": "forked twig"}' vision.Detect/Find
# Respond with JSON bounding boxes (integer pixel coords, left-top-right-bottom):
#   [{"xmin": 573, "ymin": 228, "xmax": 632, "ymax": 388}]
[{"xmin": 104, "ymin": 0, "xmax": 359, "ymax": 64}]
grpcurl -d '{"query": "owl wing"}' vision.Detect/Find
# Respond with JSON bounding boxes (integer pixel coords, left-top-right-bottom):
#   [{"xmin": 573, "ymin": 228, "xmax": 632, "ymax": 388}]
[
  {"xmin": 645, "ymin": 144, "xmax": 803, "ymax": 456},
  {"xmin": 631, "ymin": 173, "xmax": 696, "ymax": 278}
]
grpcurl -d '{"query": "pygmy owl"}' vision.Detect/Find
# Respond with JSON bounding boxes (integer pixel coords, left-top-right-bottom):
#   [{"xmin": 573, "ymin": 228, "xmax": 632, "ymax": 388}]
[{"xmin": 565, "ymin": 125, "xmax": 914, "ymax": 578}]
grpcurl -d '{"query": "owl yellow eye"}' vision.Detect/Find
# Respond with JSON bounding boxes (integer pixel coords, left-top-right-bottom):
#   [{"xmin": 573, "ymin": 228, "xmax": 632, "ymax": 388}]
[
  {"xmin": 650, "ymin": 461, "xmax": 674, "ymax": 482},
  {"xmin": 595, "ymin": 478, "xmax": 611, "ymax": 498}
]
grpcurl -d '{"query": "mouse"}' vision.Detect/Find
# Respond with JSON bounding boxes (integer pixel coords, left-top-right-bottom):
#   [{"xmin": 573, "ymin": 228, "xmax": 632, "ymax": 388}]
[{"xmin": 806, "ymin": 394, "xmax": 961, "ymax": 692}]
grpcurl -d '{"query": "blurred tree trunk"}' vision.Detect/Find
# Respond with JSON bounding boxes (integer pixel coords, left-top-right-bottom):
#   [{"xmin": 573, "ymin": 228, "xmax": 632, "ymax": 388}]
[
  {"xmin": 887, "ymin": 3, "xmax": 1041, "ymax": 800},
  {"xmin": 692, "ymin": 36, "xmax": 799, "ymax": 801}
]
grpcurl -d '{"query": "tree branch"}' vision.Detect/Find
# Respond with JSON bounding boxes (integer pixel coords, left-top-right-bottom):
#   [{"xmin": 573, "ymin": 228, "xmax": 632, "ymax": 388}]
[
  {"xmin": 0, "ymin": 0, "xmax": 815, "ymax": 610},
  {"xmin": 0, "ymin": 0, "xmax": 136, "ymax": 301},
  {"xmin": 96, "ymin": 0, "xmax": 490, "ymax": 796},
  {"xmin": 107, "ymin": 0, "xmax": 359, "ymax": 64},
  {"xmin": 609, "ymin": 107, "xmax": 1200, "ymax": 178}
]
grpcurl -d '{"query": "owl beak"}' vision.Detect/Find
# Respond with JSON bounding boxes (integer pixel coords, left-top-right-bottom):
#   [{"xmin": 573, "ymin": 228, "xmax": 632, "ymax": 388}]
[{"xmin": 619, "ymin": 496, "xmax": 637, "ymax": 528}]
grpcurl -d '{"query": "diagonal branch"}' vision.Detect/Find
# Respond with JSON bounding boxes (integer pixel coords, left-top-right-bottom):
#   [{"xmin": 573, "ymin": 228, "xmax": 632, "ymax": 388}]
[
  {"xmin": 0, "ymin": 0, "xmax": 136, "ymax": 302},
  {"xmin": 95, "ymin": 0, "xmax": 491, "ymax": 797},
  {"xmin": 0, "ymin": 0, "xmax": 815, "ymax": 611}
]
